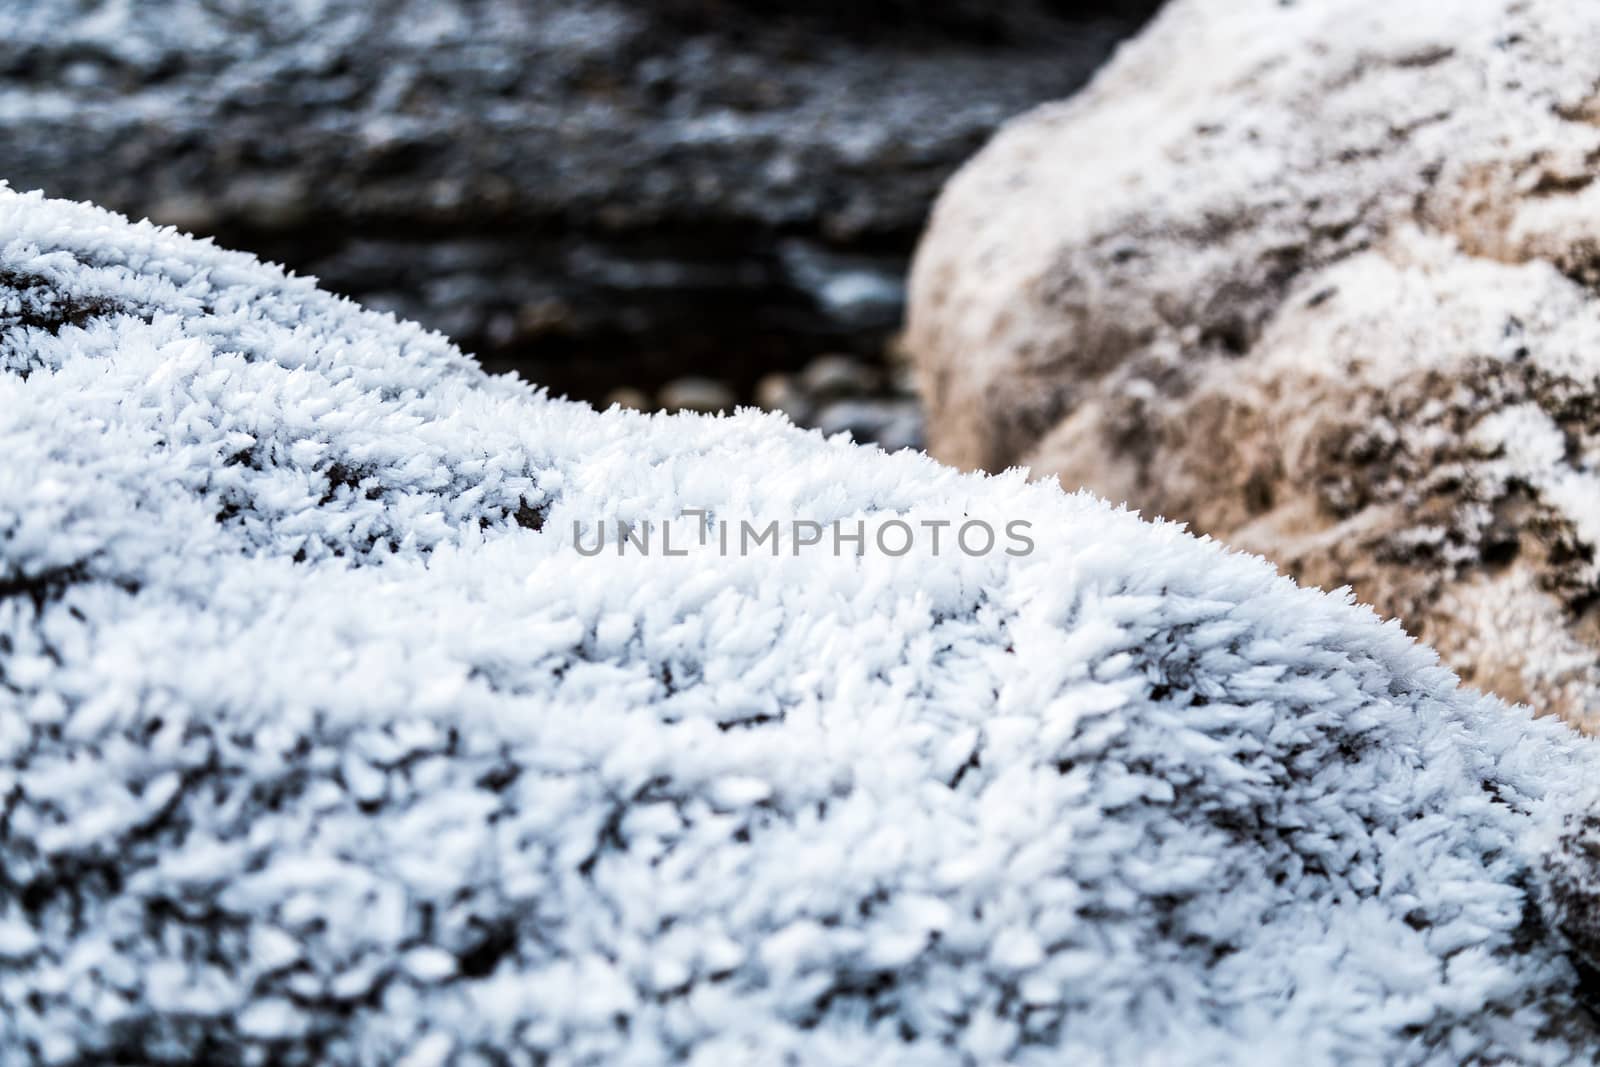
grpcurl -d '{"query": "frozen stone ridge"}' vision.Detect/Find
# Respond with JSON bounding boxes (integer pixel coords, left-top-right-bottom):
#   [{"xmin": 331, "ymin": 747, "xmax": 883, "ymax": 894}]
[{"xmin": 3, "ymin": 186, "xmax": 1600, "ymax": 1064}]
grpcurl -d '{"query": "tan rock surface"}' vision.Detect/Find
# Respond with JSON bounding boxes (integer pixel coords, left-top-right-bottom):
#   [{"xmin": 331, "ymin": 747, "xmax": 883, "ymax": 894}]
[{"xmin": 908, "ymin": 0, "xmax": 1600, "ymax": 727}]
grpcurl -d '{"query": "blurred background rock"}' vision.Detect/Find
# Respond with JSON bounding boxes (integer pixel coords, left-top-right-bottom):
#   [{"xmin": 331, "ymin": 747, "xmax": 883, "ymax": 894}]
[{"xmin": 0, "ymin": 0, "xmax": 1161, "ymax": 447}]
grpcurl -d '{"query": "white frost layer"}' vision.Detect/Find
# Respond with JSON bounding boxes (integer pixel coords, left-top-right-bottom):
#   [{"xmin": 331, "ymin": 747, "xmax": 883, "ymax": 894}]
[{"xmin": 1, "ymin": 186, "xmax": 1598, "ymax": 1064}]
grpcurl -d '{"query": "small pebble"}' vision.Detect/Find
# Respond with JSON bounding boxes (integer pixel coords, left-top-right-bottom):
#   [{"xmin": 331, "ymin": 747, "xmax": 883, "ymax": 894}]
[
  {"xmin": 814, "ymin": 398, "xmax": 924, "ymax": 451},
  {"xmin": 800, "ymin": 354, "xmax": 878, "ymax": 400},
  {"xmin": 604, "ymin": 387, "xmax": 650, "ymax": 411},
  {"xmin": 754, "ymin": 373, "xmax": 810, "ymax": 420},
  {"xmin": 659, "ymin": 378, "xmax": 735, "ymax": 414}
]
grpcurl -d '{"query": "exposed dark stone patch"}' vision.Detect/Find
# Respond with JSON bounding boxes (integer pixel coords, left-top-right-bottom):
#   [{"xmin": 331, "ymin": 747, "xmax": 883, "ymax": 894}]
[
  {"xmin": 0, "ymin": 268, "xmax": 129, "ymax": 337},
  {"xmin": 513, "ymin": 501, "xmax": 545, "ymax": 532},
  {"xmin": 1542, "ymin": 813, "xmax": 1600, "ymax": 1020},
  {"xmin": 0, "ymin": 561, "xmax": 141, "ymax": 614},
  {"xmin": 0, "ymin": 562, "xmax": 94, "ymax": 612},
  {"xmin": 316, "ymin": 461, "xmax": 374, "ymax": 506},
  {"xmin": 456, "ymin": 918, "xmax": 519, "ymax": 979},
  {"xmin": 716, "ymin": 711, "xmax": 783, "ymax": 731}
]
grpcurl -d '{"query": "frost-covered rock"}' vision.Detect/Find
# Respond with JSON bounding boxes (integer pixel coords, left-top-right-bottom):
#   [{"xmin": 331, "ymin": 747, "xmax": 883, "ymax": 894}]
[
  {"xmin": 907, "ymin": 0, "xmax": 1600, "ymax": 729},
  {"xmin": 4, "ymin": 184, "xmax": 1600, "ymax": 1063}
]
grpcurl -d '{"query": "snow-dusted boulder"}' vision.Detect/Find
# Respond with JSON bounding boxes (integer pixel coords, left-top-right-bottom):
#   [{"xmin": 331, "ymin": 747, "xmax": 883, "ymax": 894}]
[
  {"xmin": 4, "ymin": 185, "xmax": 1600, "ymax": 1064},
  {"xmin": 907, "ymin": 0, "xmax": 1600, "ymax": 730}
]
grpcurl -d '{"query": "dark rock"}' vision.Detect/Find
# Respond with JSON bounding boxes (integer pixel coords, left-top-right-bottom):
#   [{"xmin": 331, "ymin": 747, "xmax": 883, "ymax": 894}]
[
  {"xmin": 813, "ymin": 398, "xmax": 924, "ymax": 451},
  {"xmin": 0, "ymin": 0, "xmax": 1161, "ymax": 404}
]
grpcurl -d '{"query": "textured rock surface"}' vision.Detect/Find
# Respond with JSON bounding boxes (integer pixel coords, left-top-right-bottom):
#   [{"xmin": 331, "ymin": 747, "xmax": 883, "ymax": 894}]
[
  {"xmin": 6, "ymin": 186, "xmax": 1600, "ymax": 1063},
  {"xmin": 0, "ymin": 0, "xmax": 1158, "ymax": 405},
  {"xmin": 908, "ymin": 0, "xmax": 1600, "ymax": 728}
]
